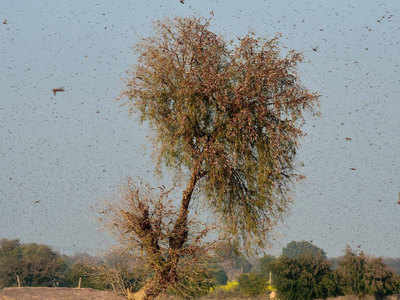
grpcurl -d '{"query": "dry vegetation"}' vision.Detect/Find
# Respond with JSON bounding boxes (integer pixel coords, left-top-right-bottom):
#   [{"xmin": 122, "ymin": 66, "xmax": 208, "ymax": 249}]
[{"xmin": 0, "ymin": 287, "xmax": 125, "ymax": 300}]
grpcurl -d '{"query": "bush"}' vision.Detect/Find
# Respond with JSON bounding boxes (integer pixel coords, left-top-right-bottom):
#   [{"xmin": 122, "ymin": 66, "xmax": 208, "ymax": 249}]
[
  {"xmin": 208, "ymin": 266, "xmax": 228, "ymax": 286},
  {"xmin": 282, "ymin": 241, "xmax": 327, "ymax": 259},
  {"xmin": 272, "ymin": 254, "xmax": 339, "ymax": 300},
  {"xmin": 238, "ymin": 273, "xmax": 266, "ymax": 296},
  {"xmin": 258, "ymin": 254, "xmax": 276, "ymax": 276},
  {"xmin": 0, "ymin": 239, "xmax": 23, "ymax": 288},
  {"xmin": 337, "ymin": 246, "xmax": 399, "ymax": 298}
]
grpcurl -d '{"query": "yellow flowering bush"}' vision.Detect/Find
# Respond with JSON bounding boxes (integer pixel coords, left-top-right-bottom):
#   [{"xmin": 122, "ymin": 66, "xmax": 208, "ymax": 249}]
[{"xmin": 209, "ymin": 280, "xmax": 239, "ymax": 293}]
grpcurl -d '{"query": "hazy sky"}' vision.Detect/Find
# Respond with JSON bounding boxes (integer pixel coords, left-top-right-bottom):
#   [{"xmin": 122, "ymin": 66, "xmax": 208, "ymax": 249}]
[{"xmin": 1, "ymin": 0, "xmax": 399, "ymax": 258}]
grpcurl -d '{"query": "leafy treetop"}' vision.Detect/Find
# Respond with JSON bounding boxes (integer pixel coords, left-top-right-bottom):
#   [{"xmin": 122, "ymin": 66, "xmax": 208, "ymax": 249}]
[
  {"xmin": 282, "ymin": 240, "xmax": 327, "ymax": 259},
  {"xmin": 121, "ymin": 16, "xmax": 319, "ymax": 250}
]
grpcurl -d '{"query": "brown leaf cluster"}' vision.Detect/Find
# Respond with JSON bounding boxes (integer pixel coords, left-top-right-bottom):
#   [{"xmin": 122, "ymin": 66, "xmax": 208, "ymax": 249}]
[
  {"xmin": 120, "ymin": 16, "xmax": 319, "ymax": 250},
  {"xmin": 101, "ymin": 179, "xmax": 216, "ymax": 298}
]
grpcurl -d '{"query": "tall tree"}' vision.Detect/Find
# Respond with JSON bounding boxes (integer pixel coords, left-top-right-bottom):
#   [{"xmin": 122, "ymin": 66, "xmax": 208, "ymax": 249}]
[
  {"xmin": 337, "ymin": 246, "xmax": 400, "ymax": 298},
  {"xmin": 0, "ymin": 239, "xmax": 23, "ymax": 288},
  {"xmin": 213, "ymin": 241, "xmax": 252, "ymax": 280},
  {"xmin": 116, "ymin": 16, "xmax": 319, "ymax": 300},
  {"xmin": 20, "ymin": 243, "xmax": 67, "ymax": 287},
  {"xmin": 282, "ymin": 240, "xmax": 327, "ymax": 259},
  {"xmin": 272, "ymin": 254, "xmax": 339, "ymax": 300},
  {"xmin": 258, "ymin": 254, "xmax": 276, "ymax": 277},
  {"xmin": 0, "ymin": 239, "xmax": 68, "ymax": 288}
]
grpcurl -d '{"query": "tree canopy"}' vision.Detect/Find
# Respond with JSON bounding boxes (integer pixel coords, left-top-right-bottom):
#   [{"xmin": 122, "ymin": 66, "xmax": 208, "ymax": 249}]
[
  {"xmin": 337, "ymin": 246, "xmax": 400, "ymax": 298},
  {"xmin": 0, "ymin": 239, "xmax": 67, "ymax": 288},
  {"xmin": 121, "ymin": 16, "xmax": 319, "ymax": 248},
  {"xmin": 272, "ymin": 254, "xmax": 339, "ymax": 300},
  {"xmin": 0, "ymin": 239, "xmax": 23, "ymax": 288},
  {"xmin": 282, "ymin": 240, "xmax": 327, "ymax": 259},
  {"xmin": 258, "ymin": 254, "xmax": 276, "ymax": 276}
]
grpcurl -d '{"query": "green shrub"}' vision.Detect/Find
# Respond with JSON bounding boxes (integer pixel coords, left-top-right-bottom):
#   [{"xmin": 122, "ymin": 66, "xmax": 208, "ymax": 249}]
[
  {"xmin": 337, "ymin": 246, "xmax": 399, "ymax": 298},
  {"xmin": 238, "ymin": 273, "xmax": 266, "ymax": 296},
  {"xmin": 272, "ymin": 254, "xmax": 339, "ymax": 300},
  {"xmin": 208, "ymin": 266, "xmax": 228, "ymax": 286}
]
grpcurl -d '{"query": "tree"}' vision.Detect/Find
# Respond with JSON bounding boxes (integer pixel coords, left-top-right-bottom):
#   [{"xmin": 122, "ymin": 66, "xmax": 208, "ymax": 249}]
[
  {"xmin": 337, "ymin": 246, "xmax": 399, "ymax": 299},
  {"xmin": 282, "ymin": 240, "xmax": 327, "ymax": 259},
  {"xmin": 383, "ymin": 257, "xmax": 400, "ymax": 275},
  {"xmin": 213, "ymin": 241, "xmax": 252, "ymax": 280},
  {"xmin": 365, "ymin": 256, "xmax": 399, "ymax": 298},
  {"xmin": 238, "ymin": 272, "xmax": 266, "ymax": 296},
  {"xmin": 0, "ymin": 239, "xmax": 23, "ymax": 288},
  {"xmin": 272, "ymin": 254, "xmax": 339, "ymax": 300},
  {"xmin": 0, "ymin": 240, "xmax": 68, "ymax": 288},
  {"xmin": 208, "ymin": 266, "xmax": 228, "ymax": 286},
  {"xmin": 258, "ymin": 254, "xmax": 276, "ymax": 277},
  {"xmin": 19, "ymin": 243, "xmax": 67, "ymax": 287},
  {"xmin": 115, "ymin": 15, "xmax": 319, "ymax": 300}
]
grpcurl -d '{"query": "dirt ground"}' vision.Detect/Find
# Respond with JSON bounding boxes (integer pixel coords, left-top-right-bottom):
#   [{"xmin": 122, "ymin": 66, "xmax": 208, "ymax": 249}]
[
  {"xmin": 0, "ymin": 287, "xmax": 126, "ymax": 300},
  {"xmin": 1, "ymin": 288, "xmax": 399, "ymax": 300}
]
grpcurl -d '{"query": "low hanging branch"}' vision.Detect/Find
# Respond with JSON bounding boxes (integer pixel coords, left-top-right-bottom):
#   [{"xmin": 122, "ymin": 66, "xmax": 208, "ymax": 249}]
[{"xmin": 103, "ymin": 179, "xmax": 215, "ymax": 300}]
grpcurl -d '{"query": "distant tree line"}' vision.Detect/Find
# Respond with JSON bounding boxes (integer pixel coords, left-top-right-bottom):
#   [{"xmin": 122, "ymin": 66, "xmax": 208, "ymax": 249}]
[
  {"xmin": 1, "ymin": 238, "xmax": 399, "ymax": 299},
  {"xmin": 0, "ymin": 239, "xmax": 145, "ymax": 291},
  {"xmin": 235, "ymin": 241, "xmax": 400, "ymax": 300},
  {"xmin": 0, "ymin": 239, "xmax": 67, "ymax": 288},
  {"xmin": 0, "ymin": 238, "xmax": 228, "ymax": 296}
]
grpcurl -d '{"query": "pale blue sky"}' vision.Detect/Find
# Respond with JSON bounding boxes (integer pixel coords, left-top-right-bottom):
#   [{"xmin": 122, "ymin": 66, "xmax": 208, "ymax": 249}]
[{"xmin": 0, "ymin": 0, "xmax": 399, "ymax": 258}]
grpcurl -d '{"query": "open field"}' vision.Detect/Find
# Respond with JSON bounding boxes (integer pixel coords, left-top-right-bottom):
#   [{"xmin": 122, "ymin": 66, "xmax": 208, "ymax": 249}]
[
  {"xmin": 1, "ymin": 288, "xmax": 399, "ymax": 300},
  {"xmin": 0, "ymin": 287, "xmax": 126, "ymax": 300}
]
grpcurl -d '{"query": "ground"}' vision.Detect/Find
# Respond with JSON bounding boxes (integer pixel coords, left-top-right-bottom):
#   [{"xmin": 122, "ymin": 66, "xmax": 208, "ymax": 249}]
[{"xmin": 0, "ymin": 287, "xmax": 126, "ymax": 300}]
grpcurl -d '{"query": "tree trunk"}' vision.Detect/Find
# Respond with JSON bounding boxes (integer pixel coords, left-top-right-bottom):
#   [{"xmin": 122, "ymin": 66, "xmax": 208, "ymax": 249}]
[
  {"xmin": 128, "ymin": 280, "xmax": 164, "ymax": 300},
  {"xmin": 131, "ymin": 161, "xmax": 204, "ymax": 300},
  {"xmin": 169, "ymin": 159, "xmax": 202, "ymax": 250}
]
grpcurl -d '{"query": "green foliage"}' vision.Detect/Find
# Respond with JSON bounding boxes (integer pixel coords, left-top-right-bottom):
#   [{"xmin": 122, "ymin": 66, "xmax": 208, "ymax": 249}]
[
  {"xmin": 337, "ymin": 246, "xmax": 399, "ymax": 298},
  {"xmin": 167, "ymin": 268, "xmax": 215, "ymax": 299},
  {"xmin": 0, "ymin": 239, "xmax": 23, "ymax": 288},
  {"xmin": 238, "ymin": 272, "xmax": 266, "ymax": 296},
  {"xmin": 208, "ymin": 265, "xmax": 228, "ymax": 285},
  {"xmin": 365, "ymin": 256, "xmax": 399, "ymax": 297},
  {"xmin": 0, "ymin": 239, "xmax": 68, "ymax": 288},
  {"xmin": 1, "ymin": 239, "xmax": 141, "ymax": 291},
  {"xmin": 383, "ymin": 257, "xmax": 400, "ymax": 275},
  {"xmin": 214, "ymin": 241, "xmax": 252, "ymax": 274},
  {"xmin": 19, "ymin": 243, "xmax": 68, "ymax": 287},
  {"xmin": 258, "ymin": 254, "xmax": 276, "ymax": 276},
  {"xmin": 282, "ymin": 240, "xmax": 327, "ymax": 259},
  {"xmin": 64, "ymin": 262, "xmax": 108, "ymax": 290},
  {"xmin": 272, "ymin": 254, "xmax": 339, "ymax": 300}
]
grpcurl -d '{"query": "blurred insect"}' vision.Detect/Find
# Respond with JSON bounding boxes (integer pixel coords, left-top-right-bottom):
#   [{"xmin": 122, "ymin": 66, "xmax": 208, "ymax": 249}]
[
  {"xmin": 398, "ymin": 192, "xmax": 400, "ymax": 205},
  {"xmin": 33, "ymin": 200, "xmax": 40, "ymax": 204},
  {"xmin": 345, "ymin": 137, "xmax": 352, "ymax": 141},
  {"xmin": 2, "ymin": 19, "xmax": 7, "ymax": 24},
  {"xmin": 180, "ymin": 0, "xmax": 184, "ymax": 3},
  {"xmin": 296, "ymin": 174, "xmax": 306, "ymax": 182},
  {"xmin": 52, "ymin": 87, "xmax": 65, "ymax": 96},
  {"xmin": 312, "ymin": 46, "xmax": 319, "ymax": 52},
  {"xmin": 350, "ymin": 168, "xmax": 357, "ymax": 171}
]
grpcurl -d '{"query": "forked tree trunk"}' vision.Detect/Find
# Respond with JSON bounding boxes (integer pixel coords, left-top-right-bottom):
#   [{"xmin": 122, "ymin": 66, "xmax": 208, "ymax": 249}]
[{"xmin": 129, "ymin": 161, "xmax": 204, "ymax": 300}]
